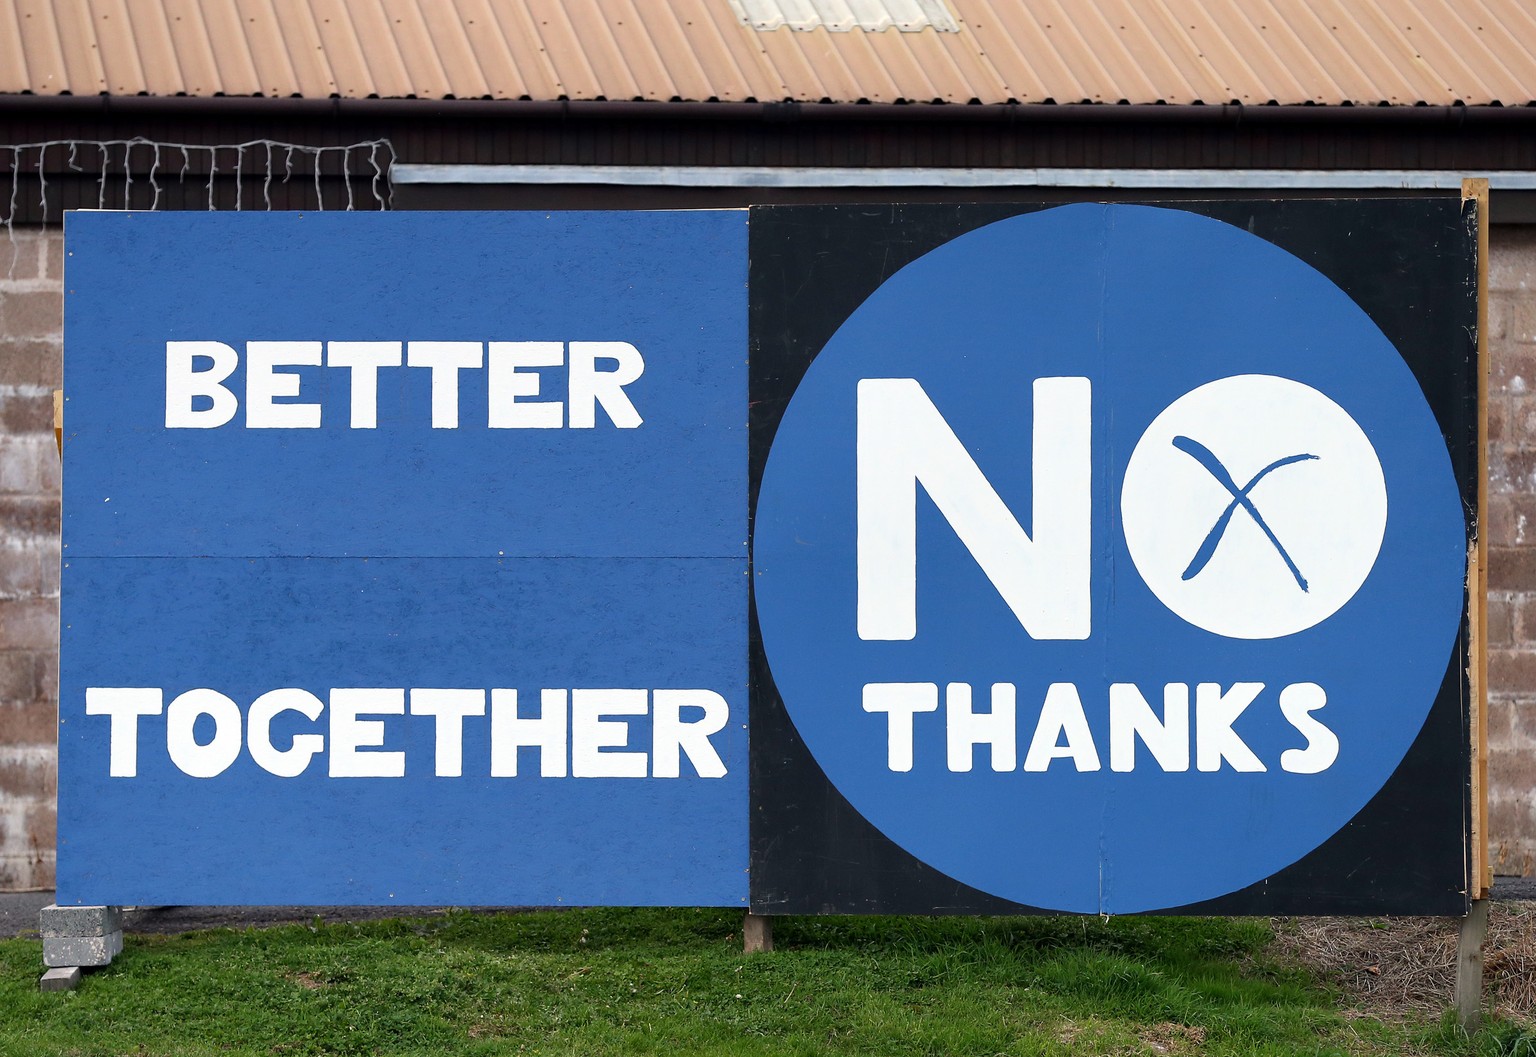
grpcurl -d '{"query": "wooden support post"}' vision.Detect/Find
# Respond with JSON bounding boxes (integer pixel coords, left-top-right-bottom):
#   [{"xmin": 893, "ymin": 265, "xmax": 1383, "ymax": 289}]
[
  {"xmin": 1456, "ymin": 898, "xmax": 1490, "ymax": 1033},
  {"xmin": 1462, "ymin": 178, "xmax": 1492, "ymax": 899},
  {"xmin": 743, "ymin": 912, "xmax": 773, "ymax": 953}
]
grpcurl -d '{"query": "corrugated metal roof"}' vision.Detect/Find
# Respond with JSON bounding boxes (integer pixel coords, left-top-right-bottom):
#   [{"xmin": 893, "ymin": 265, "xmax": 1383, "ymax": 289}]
[{"xmin": 2, "ymin": 0, "xmax": 1533, "ymax": 106}]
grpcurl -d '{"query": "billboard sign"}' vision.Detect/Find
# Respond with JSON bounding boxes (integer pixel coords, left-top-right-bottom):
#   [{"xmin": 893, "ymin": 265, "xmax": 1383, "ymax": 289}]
[{"xmin": 61, "ymin": 199, "xmax": 1477, "ymax": 914}]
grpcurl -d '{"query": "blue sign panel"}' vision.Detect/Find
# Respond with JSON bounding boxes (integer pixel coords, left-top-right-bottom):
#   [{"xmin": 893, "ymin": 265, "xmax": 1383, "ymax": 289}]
[
  {"xmin": 751, "ymin": 203, "xmax": 1472, "ymax": 915},
  {"xmin": 61, "ymin": 211, "xmax": 748, "ymax": 906}
]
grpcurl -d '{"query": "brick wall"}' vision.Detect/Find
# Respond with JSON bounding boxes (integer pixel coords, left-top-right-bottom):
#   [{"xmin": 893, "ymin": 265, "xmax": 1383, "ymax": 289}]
[
  {"xmin": 0, "ymin": 228, "xmax": 61, "ymax": 891},
  {"xmin": 1488, "ymin": 225, "xmax": 1536, "ymax": 877},
  {"xmin": 1, "ymin": 223, "xmax": 1535, "ymax": 891}
]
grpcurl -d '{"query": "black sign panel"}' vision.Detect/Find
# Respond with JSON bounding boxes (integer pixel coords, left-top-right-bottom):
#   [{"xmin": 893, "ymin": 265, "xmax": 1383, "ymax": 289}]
[{"xmin": 748, "ymin": 199, "xmax": 1477, "ymax": 916}]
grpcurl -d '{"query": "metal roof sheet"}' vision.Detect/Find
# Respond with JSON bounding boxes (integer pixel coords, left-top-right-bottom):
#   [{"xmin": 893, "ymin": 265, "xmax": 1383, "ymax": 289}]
[{"xmin": 2, "ymin": 0, "xmax": 1533, "ymax": 106}]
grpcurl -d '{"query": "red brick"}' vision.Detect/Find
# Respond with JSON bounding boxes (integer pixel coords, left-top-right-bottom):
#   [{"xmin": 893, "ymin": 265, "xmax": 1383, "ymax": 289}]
[
  {"xmin": 0, "ymin": 289, "xmax": 62, "ymax": 340},
  {"xmin": 0, "ymin": 598, "xmax": 57, "ymax": 650},
  {"xmin": 0, "ymin": 339, "xmax": 61, "ymax": 388},
  {"xmin": 1489, "ymin": 648, "xmax": 1536, "ymax": 693},
  {"xmin": 0, "ymin": 700, "xmax": 56, "ymax": 742}
]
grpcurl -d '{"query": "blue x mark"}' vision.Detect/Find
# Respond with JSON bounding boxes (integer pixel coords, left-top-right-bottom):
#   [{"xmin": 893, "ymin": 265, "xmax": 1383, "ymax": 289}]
[{"xmin": 1172, "ymin": 436, "xmax": 1318, "ymax": 592}]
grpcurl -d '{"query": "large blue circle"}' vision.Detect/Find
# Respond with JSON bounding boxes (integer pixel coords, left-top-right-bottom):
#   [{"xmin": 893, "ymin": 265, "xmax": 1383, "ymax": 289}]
[{"xmin": 753, "ymin": 204, "xmax": 1466, "ymax": 914}]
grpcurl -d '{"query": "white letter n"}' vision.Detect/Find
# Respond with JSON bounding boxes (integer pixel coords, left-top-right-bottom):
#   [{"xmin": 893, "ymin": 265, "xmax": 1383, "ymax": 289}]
[{"xmin": 857, "ymin": 377, "xmax": 1091, "ymax": 641}]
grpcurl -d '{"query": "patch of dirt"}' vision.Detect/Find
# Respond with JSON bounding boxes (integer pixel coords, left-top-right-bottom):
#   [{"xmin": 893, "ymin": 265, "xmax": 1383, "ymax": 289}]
[
  {"xmin": 1057, "ymin": 1017, "xmax": 1207, "ymax": 1055},
  {"xmin": 1137, "ymin": 1021, "xmax": 1207, "ymax": 1053},
  {"xmin": 1269, "ymin": 901, "xmax": 1536, "ymax": 1022},
  {"xmin": 287, "ymin": 971, "xmax": 330, "ymax": 990}
]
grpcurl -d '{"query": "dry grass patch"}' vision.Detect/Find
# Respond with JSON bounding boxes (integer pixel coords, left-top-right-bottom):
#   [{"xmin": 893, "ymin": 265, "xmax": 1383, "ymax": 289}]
[
  {"xmin": 1270, "ymin": 901, "xmax": 1536, "ymax": 1022},
  {"xmin": 284, "ymin": 969, "xmax": 330, "ymax": 990},
  {"xmin": 1055, "ymin": 1017, "xmax": 1208, "ymax": 1056},
  {"xmin": 1136, "ymin": 1020, "xmax": 1208, "ymax": 1053}
]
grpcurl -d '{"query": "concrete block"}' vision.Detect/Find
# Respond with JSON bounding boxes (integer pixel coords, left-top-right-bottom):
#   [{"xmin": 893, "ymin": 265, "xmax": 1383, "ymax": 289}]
[
  {"xmin": 0, "ymin": 598, "xmax": 58, "ymax": 651},
  {"xmin": 43, "ymin": 930, "xmax": 122, "ymax": 968},
  {"xmin": 39, "ymin": 966, "xmax": 81, "ymax": 991},
  {"xmin": 39, "ymin": 904, "xmax": 121, "ymax": 938},
  {"xmin": 0, "ymin": 289, "xmax": 63, "ymax": 340}
]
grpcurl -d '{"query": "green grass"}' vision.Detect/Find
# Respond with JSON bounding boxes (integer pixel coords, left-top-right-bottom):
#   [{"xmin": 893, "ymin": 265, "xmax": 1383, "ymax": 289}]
[{"xmin": 0, "ymin": 909, "xmax": 1521, "ymax": 1056}]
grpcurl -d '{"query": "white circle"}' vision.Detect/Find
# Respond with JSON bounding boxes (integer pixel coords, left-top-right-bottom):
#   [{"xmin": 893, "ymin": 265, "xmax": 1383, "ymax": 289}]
[{"xmin": 1120, "ymin": 375, "xmax": 1387, "ymax": 639}]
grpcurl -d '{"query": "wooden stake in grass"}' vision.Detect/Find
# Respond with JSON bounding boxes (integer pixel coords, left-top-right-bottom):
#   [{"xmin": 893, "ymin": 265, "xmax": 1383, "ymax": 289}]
[
  {"xmin": 1457, "ymin": 899, "xmax": 1490, "ymax": 1033},
  {"xmin": 743, "ymin": 912, "xmax": 773, "ymax": 953}
]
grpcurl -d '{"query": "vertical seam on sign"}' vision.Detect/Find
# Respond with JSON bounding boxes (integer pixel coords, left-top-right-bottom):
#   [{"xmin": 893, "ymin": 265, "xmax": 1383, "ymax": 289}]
[
  {"xmin": 1100, "ymin": 204, "xmax": 1113, "ymax": 917},
  {"xmin": 1099, "ymin": 204, "xmax": 1114, "ymax": 634}
]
